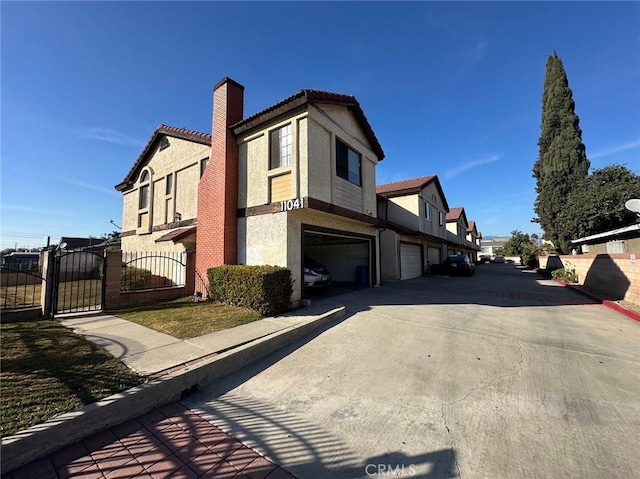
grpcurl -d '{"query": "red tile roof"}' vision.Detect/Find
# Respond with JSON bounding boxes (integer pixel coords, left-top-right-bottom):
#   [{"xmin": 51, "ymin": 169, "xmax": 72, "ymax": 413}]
[
  {"xmin": 232, "ymin": 89, "xmax": 385, "ymax": 161},
  {"xmin": 115, "ymin": 125, "xmax": 211, "ymax": 192},
  {"xmin": 467, "ymin": 220, "xmax": 477, "ymax": 234},
  {"xmin": 446, "ymin": 207, "xmax": 464, "ymax": 222},
  {"xmin": 155, "ymin": 226, "xmax": 197, "ymax": 243},
  {"xmin": 377, "ymin": 175, "xmax": 450, "ymax": 212}
]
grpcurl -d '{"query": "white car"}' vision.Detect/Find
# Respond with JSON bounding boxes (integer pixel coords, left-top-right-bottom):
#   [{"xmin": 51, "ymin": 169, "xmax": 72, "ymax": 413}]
[{"xmin": 304, "ymin": 257, "xmax": 331, "ymax": 287}]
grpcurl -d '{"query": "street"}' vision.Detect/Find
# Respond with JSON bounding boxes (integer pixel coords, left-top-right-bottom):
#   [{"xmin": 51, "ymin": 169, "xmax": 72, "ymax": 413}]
[{"xmin": 184, "ymin": 264, "xmax": 640, "ymax": 479}]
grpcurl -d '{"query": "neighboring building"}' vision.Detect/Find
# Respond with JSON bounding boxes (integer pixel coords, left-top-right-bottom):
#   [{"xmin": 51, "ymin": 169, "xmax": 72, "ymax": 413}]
[
  {"xmin": 466, "ymin": 221, "xmax": 481, "ymax": 261},
  {"xmin": 445, "ymin": 207, "xmax": 480, "ymax": 259},
  {"xmin": 116, "ymin": 77, "xmax": 483, "ymax": 303},
  {"xmin": 570, "ymin": 223, "xmax": 640, "ymax": 254},
  {"xmin": 376, "ymin": 175, "xmax": 450, "ymax": 280},
  {"xmin": 480, "ymin": 237, "xmax": 509, "ymax": 257}
]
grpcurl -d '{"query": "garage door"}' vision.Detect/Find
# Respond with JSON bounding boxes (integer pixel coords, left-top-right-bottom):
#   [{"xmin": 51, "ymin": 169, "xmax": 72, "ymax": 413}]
[
  {"xmin": 427, "ymin": 247, "xmax": 440, "ymax": 266},
  {"xmin": 400, "ymin": 243, "xmax": 422, "ymax": 280}
]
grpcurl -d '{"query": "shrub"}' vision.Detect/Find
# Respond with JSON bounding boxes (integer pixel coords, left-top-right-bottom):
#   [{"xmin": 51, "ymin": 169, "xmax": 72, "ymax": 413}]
[
  {"xmin": 207, "ymin": 265, "xmax": 293, "ymax": 316},
  {"xmin": 121, "ymin": 266, "xmax": 153, "ymax": 291},
  {"xmin": 551, "ymin": 267, "xmax": 578, "ymax": 284}
]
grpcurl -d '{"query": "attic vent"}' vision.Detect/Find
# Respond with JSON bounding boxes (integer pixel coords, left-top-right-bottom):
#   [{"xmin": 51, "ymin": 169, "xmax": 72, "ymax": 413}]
[{"xmin": 159, "ymin": 137, "xmax": 170, "ymax": 150}]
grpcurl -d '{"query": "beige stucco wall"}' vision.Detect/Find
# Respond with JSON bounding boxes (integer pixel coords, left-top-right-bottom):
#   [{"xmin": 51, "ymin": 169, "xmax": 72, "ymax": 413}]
[
  {"xmin": 236, "ymin": 102, "xmax": 379, "ymax": 220},
  {"xmin": 418, "ymin": 183, "xmax": 447, "ymax": 238},
  {"xmin": 120, "ymin": 137, "xmax": 209, "ymax": 236},
  {"xmin": 120, "ymin": 136, "xmax": 207, "ymax": 254},
  {"xmin": 239, "ymin": 207, "xmax": 380, "ymax": 302}
]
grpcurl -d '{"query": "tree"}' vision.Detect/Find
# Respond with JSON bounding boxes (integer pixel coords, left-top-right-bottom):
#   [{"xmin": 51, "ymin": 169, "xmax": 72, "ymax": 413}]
[
  {"xmin": 557, "ymin": 164, "xmax": 640, "ymax": 240},
  {"xmin": 502, "ymin": 230, "xmax": 532, "ymax": 257},
  {"xmin": 533, "ymin": 51, "xmax": 590, "ymax": 253}
]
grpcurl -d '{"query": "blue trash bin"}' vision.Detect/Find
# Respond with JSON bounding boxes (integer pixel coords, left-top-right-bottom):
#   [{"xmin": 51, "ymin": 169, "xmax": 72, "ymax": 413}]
[{"xmin": 356, "ymin": 265, "xmax": 369, "ymax": 288}]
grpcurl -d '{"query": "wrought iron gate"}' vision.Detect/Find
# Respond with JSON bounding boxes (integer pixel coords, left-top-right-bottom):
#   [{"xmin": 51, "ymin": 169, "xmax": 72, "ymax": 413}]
[{"xmin": 53, "ymin": 251, "xmax": 105, "ymax": 316}]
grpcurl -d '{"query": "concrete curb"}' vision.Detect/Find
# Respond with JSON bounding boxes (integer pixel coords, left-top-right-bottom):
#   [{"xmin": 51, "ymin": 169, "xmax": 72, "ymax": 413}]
[
  {"xmin": 0, "ymin": 306, "xmax": 346, "ymax": 474},
  {"xmin": 553, "ymin": 279, "xmax": 640, "ymax": 323}
]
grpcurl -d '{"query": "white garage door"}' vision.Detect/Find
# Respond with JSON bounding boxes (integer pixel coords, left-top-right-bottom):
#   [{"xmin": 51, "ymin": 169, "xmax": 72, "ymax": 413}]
[
  {"xmin": 400, "ymin": 243, "xmax": 422, "ymax": 280},
  {"xmin": 427, "ymin": 247, "xmax": 440, "ymax": 266}
]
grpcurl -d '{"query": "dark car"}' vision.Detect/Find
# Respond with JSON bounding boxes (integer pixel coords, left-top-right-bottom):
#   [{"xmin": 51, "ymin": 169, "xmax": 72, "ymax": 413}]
[
  {"xmin": 443, "ymin": 254, "xmax": 475, "ymax": 276},
  {"xmin": 304, "ymin": 256, "xmax": 331, "ymax": 287}
]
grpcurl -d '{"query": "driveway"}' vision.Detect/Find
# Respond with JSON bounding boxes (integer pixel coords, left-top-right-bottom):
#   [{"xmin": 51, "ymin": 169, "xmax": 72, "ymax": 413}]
[{"xmin": 183, "ymin": 264, "xmax": 640, "ymax": 479}]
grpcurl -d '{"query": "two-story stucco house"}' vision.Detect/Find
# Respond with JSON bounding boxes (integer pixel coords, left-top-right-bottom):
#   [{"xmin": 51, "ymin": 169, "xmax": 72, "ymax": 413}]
[
  {"xmin": 445, "ymin": 207, "xmax": 480, "ymax": 260},
  {"xmin": 117, "ymin": 77, "xmax": 484, "ymax": 304},
  {"xmin": 117, "ymin": 78, "xmax": 384, "ymax": 304},
  {"xmin": 376, "ymin": 175, "xmax": 451, "ymax": 280}
]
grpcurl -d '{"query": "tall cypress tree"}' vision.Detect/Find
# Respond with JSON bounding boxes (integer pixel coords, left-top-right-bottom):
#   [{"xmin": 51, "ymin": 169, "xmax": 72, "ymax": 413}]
[{"xmin": 533, "ymin": 51, "xmax": 590, "ymax": 253}]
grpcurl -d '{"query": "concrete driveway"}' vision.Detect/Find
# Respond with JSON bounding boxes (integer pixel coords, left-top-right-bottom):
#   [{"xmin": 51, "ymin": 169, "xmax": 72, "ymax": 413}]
[{"xmin": 183, "ymin": 263, "xmax": 640, "ymax": 479}]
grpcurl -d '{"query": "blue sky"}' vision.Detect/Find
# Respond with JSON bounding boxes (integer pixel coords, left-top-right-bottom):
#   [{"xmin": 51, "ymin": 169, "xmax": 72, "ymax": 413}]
[{"xmin": 2, "ymin": 1, "xmax": 639, "ymax": 249}]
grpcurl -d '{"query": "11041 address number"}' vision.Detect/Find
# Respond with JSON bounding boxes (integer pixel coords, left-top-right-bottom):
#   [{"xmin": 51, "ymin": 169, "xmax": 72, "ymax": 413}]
[{"xmin": 281, "ymin": 198, "xmax": 305, "ymax": 212}]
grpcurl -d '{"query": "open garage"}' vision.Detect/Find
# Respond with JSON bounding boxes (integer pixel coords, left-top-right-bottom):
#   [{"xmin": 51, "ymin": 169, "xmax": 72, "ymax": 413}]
[{"xmin": 302, "ymin": 226, "xmax": 375, "ymax": 296}]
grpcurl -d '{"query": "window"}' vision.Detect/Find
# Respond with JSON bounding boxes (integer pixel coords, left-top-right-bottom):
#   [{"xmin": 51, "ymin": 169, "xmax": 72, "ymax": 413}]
[
  {"xmin": 159, "ymin": 137, "xmax": 169, "ymax": 150},
  {"xmin": 439, "ymin": 211, "xmax": 444, "ymax": 226},
  {"xmin": 139, "ymin": 170, "xmax": 150, "ymax": 209},
  {"xmin": 166, "ymin": 173, "xmax": 173, "ymax": 195},
  {"xmin": 425, "ymin": 202, "xmax": 432, "ymax": 221},
  {"xmin": 336, "ymin": 138, "xmax": 361, "ymax": 186},
  {"xmin": 200, "ymin": 157, "xmax": 209, "ymax": 178},
  {"xmin": 270, "ymin": 124, "xmax": 292, "ymax": 169}
]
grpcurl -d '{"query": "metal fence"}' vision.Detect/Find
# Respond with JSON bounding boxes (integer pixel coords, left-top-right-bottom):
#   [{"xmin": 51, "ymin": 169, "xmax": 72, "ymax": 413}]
[
  {"xmin": 1, "ymin": 260, "xmax": 44, "ymax": 310},
  {"xmin": 121, "ymin": 251, "xmax": 186, "ymax": 292}
]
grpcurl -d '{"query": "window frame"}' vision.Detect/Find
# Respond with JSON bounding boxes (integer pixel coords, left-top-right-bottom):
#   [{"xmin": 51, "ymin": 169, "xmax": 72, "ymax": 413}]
[
  {"xmin": 424, "ymin": 202, "xmax": 432, "ymax": 221},
  {"xmin": 269, "ymin": 123, "xmax": 293, "ymax": 170},
  {"xmin": 439, "ymin": 211, "xmax": 445, "ymax": 226},
  {"xmin": 335, "ymin": 138, "xmax": 362, "ymax": 186}
]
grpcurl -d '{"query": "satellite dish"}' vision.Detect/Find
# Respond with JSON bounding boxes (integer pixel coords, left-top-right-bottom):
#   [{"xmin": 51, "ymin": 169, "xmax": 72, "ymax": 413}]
[{"xmin": 625, "ymin": 198, "xmax": 640, "ymax": 214}]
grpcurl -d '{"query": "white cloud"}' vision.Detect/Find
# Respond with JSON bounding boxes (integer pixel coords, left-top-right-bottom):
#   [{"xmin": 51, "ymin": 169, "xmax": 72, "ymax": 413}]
[
  {"xmin": 54, "ymin": 177, "xmax": 119, "ymax": 195},
  {"xmin": 444, "ymin": 154, "xmax": 501, "ymax": 179},
  {"xmin": 590, "ymin": 140, "xmax": 640, "ymax": 159},
  {"xmin": 76, "ymin": 127, "xmax": 145, "ymax": 147}
]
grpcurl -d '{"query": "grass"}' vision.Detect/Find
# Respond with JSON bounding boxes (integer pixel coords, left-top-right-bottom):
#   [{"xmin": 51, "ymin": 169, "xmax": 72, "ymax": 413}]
[
  {"xmin": 1, "ymin": 320, "xmax": 144, "ymax": 437},
  {"xmin": 115, "ymin": 296, "xmax": 263, "ymax": 340},
  {"xmin": 1, "ymin": 279, "xmax": 102, "ymax": 311}
]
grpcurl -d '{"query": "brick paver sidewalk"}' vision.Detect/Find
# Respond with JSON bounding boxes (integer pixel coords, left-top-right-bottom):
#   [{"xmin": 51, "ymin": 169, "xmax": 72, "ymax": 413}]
[{"xmin": 3, "ymin": 403, "xmax": 296, "ymax": 479}]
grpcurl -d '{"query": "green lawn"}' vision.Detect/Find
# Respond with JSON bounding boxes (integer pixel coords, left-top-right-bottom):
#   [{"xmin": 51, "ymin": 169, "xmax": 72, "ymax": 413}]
[
  {"xmin": 116, "ymin": 296, "xmax": 263, "ymax": 339},
  {"xmin": 1, "ymin": 321, "xmax": 143, "ymax": 437}
]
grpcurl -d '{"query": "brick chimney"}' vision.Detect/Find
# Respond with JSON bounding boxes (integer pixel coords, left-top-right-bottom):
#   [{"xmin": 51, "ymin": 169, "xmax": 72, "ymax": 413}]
[{"xmin": 196, "ymin": 77, "xmax": 244, "ymax": 289}]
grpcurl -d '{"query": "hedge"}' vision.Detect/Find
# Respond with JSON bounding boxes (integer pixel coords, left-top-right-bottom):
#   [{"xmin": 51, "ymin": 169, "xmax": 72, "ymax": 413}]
[
  {"xmin": 207, "ymin": 265, "xmax": 293, "ymax": 316},
  {"xmin": 121, "ymin": 266, "xmax": 153, "ymax": 291}
]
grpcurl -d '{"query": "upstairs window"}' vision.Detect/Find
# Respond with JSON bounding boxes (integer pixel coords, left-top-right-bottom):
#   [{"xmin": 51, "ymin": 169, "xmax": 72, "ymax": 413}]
[
  {"xmin": 424, "ymin": 202, "xmax": 432, "ymax": 221},
  {"xmin": 139, "ymin": 170, "xmax": 150, "ymax": 209},
  {"xmin": 165, "ymin": 173, "xmax": 173, "ymax": 195},
  {"xmin": 270, "ymin": 124, "xmax": 292, "ymax": 169},
  {"xmin": 439, "ymin": 211, "xmax": 444, "ymax": 226},
  {"xmin": 336, "ymin": 138, "xmax": 361, "ymax": 186}
]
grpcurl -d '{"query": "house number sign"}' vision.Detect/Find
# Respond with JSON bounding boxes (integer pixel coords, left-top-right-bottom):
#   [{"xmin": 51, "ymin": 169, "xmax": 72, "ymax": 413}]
[{"xmin": 280, "ymin": 198, "xmax": 305, "ymax": 212}]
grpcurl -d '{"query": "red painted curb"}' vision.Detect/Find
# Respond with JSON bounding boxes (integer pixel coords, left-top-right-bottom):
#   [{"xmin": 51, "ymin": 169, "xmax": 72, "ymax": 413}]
[
  {"xmin": 552, "ymin": 278, "xmax": 640, "ymax": 323},
  {"xmin": 603, "ymin": 300, "xmax": 640, "ymax": 323}
]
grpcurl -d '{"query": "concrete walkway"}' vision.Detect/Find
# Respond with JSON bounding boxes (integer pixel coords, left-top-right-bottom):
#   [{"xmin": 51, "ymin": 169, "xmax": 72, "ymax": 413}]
[
  {"xmin": 58, "ymin": 301, "xmax": 336, "ymax": 377},
  {"xmin": 1, "ymin": 300, "xmax": 345, "ymax": 477}
]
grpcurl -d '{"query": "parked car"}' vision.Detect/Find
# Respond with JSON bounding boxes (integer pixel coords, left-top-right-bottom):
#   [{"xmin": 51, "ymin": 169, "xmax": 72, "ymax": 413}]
[
  {"xmin": 479, "ymin": 254, "xmax": 491, "ymax": 264},
  {"xmin": 304, "ymin": 256, "xmax": 331, "ymax": 287},
  {"xmin": 443, "ymin": 255, "xmax": 475, "ymax": 276},
  {"xmin": 494, "ymin": 255, "xmax": 505, "ymax": 263}
]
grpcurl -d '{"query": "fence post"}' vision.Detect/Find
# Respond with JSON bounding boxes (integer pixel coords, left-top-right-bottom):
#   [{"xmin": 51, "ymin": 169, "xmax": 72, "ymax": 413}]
[
  {"xmin": 41, "ymin": 249, "xmax": 56, "ymax": 319},
  {"xmin": 103, "ymin": 250, "xmax": 122, "ymax": 311},
  {"xmin": 185, "ymin": 252, "xmax": 195, "ymax": 296}
]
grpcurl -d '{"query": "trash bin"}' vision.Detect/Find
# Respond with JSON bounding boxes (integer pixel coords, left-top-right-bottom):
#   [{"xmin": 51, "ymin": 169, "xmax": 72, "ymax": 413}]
[{"xmin": 356, "ymin": 265, "xmax": 369, "ymax": 288}]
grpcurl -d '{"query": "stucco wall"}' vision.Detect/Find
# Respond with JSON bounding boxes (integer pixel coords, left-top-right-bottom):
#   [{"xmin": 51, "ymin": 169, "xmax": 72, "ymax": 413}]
[
  {"xmin": 120, "ymin": 137, "xmax": 208, "ymax": 234},
  {"xmin": 557, "ymin": 254, "xmax": 639, "ymax": 306},
  {"xmin": 419, "ymin": 183, "xmax": 447, "ymax": 238},
  {"xmin": 387, "ymin": 196, "xmax": 419, "ymax": 230}
]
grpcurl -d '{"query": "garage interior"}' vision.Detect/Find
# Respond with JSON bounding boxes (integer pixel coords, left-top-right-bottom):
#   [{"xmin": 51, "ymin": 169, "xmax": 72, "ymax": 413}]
[{"xmin": 302, "ymin": 227, "xmax": 374, "ymax": 299}]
